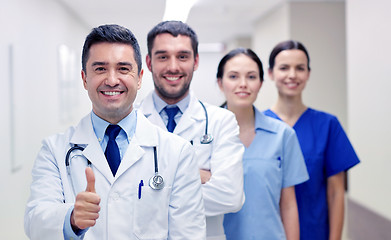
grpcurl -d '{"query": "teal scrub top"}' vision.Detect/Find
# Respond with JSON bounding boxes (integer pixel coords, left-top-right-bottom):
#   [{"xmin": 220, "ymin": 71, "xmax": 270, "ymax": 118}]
[
  {"xmin": 224, "ymin": 108, "xmax": 309, "ymax": 240},
  {"xmin": 264, "ymin": 108, "xmax": 360, "ymax": 240}
]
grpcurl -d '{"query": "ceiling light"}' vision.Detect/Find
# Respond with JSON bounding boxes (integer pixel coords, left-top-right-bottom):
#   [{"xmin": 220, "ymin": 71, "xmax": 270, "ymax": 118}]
[{"xmin": 163, "ymin": 0, "xmax": 198, "ymax": 22}]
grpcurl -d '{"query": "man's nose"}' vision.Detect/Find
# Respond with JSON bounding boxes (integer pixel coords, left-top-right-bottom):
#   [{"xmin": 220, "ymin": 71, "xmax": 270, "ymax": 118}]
[
  {"xmin": 167, "ymin": 58, "xmax": 180, "ymax": 72},
  {"xmin": 105, "ymin": 70, "xmax": 120, "ymax": 86}
]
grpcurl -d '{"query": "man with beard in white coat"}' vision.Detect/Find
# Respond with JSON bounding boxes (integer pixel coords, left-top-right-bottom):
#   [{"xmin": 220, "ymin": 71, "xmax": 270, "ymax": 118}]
[
  {"xmin": 137, "ymin": 21, "xmax": 245, "ymax": 240},
  {"xmin": 24, "ymin": 24, "xmax": 205, "ymax": 240}
]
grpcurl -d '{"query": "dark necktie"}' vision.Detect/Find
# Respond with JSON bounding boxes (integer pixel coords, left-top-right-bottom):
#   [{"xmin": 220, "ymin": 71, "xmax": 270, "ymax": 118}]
[
  {"xmin": 164, "ymin": 106, "xmax": 179, "ymax": 133},
  {"xmin": 105, "ymin": 125, "xmax": 122, "ymax": 176}
]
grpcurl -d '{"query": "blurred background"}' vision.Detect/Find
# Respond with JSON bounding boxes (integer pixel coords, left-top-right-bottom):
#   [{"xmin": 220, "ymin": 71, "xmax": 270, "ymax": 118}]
[{"xmin": 1, "ymin": 0, "xmax": 390, "ymax": 239}]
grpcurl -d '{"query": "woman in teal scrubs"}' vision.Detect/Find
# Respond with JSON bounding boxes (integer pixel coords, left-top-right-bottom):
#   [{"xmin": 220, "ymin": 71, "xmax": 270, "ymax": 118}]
[
  {"xmin": 264, "ymin": 40, "xmax": 360, "ymax": 240},
  {"xmin": 218, "ymin": 48, "xmax": 309, "ymax": 240}
]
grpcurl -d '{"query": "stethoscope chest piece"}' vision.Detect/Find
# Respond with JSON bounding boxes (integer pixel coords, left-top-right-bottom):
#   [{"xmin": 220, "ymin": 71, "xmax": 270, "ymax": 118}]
[
  {"xmin": 200, "ymin": 134, "xmax": 214, "ymax": 144},
  {"xmin": 149, "ymin": 174, "xmax": 165, "ymax": 190},
  {"xmin": 198, "ymin": 100, "xmax": 213, "ymax": 144}
]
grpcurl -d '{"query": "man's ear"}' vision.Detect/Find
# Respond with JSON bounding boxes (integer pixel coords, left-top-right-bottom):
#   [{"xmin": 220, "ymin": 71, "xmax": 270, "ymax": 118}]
[
  {"xmin": 193, "ymin": 54, "xmax": 199, "ymax": 71},
  {"xmin": 81, "ymin": 70, "xmax": 87, "ymax": 89},
  {"xmin": 146, "ymin": 55, "xmax": 152, "ymax": 72},
  {"xmin": 137, "ymin": 69, "xmax": 144, "ymax": 90}
]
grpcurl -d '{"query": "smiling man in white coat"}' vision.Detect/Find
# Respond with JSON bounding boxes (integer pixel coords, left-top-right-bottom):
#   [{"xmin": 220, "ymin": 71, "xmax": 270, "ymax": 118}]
[
  {"xmin": 24, "ymin": 24, "xmax": 206, "ymax": 240},
  {"xmin": 137, "ymin": 21, "xmax": 245, "ymax": 240}
]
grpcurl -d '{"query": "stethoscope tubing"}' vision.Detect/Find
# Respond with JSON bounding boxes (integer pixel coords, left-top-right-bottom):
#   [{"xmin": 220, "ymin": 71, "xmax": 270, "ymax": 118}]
[
  {"xmin": 65, "ymin": 144, "xmax": 165, "ymax": 194},
  {"xmin": 65, "ymin": 101, "xmax": 213, "ymax": 195},
  {"xmin": 198, "ymin": 100, "xmax": 214, "ymax": 144},
  {"xmin": 65, "ymin": 145, "xmax": 88, "ymax": 167}
]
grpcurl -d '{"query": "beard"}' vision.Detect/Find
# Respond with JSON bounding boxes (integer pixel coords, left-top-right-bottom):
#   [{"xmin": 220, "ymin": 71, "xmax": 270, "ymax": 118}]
[{"xmin": 154, "ymin": 80, "xmax": 191, "ymax": 102}]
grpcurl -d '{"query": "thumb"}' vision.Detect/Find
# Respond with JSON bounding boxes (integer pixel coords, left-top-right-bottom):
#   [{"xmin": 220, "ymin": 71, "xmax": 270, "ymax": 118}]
[{"xmin": 85, "ymin": 167, "xmax": 96, "ymax": 193}]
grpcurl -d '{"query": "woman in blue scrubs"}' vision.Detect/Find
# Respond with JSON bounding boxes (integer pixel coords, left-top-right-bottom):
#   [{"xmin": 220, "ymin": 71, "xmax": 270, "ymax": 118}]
[
  {"xmin": 217, "ymin": 48, "xmax": 309, "ymax": 240},
  {"xmin": 264, "ymin": 40, "xmax": 360, "ymax": 240}
]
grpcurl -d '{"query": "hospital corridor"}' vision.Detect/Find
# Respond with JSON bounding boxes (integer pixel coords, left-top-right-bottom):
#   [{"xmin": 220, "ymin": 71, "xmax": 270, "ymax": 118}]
[{"xmin": 1, "ymin": 0, "xmax": 390, "ymax": 239}]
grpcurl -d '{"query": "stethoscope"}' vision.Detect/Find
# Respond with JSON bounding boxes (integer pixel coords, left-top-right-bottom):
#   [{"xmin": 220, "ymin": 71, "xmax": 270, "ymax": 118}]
[
  {"xmin": 65, "ymin": 144, "xmax": 90, "ymax": 196},
  {"xmin": 148, "ymin": 146, "xmax": 164, "ymax": 190},
  {"xmin": 65, "ymin": 144, "xmax": 164, "ymax": 195},
  {"xmin": 198, "ymin": 100, "xmax": 214, "ymax": 144}
]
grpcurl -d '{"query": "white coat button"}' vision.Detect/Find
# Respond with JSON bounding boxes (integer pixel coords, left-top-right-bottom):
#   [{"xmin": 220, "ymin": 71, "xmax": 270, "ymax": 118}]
[{"xmin": 111, "ymin": 192, "xmax": 120, "ymax": 201}]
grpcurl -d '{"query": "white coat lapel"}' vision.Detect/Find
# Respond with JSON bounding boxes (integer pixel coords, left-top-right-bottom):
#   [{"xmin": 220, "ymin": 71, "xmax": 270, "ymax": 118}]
[
  {"xmin": 83, "ymin": 141, "xmax": 115, "ymax": 183},
  {"xmin": 174, "ymin": 93, "xmax": 205, "ymax": 135},
  {"xmin": 70, "ymin": 114, "xmax": 115, "ymax": 184},
  {"xmin": 137, "ymin": 92, "xmax": 167, "ymax": 130},
  {"xmin": 115, "ymin": 138, "xmax": 144, "ymax": 177},
  {"xmin": 114, "ymin": 111, "xmax": 158, "ymax": 178}
]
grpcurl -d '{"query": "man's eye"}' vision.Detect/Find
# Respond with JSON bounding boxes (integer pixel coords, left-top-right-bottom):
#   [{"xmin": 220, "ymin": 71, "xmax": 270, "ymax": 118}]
[
  {"xmin": 157, "ymin": 55, "xmax": 167, "ymax": 60},
  {"xmin": 95, "ymin": 67, "xmax": 105, "ymax": 72},
  {"xmin": 119, "ymin": 67, "xmax": 130, "ymax": 72},
  {"xmin": 178, "ymin": 55, "xmax": 189, "ymax": 60}
]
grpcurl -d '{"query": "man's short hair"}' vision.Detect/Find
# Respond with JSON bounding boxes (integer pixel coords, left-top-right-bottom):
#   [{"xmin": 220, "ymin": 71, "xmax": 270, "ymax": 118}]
[
  {"xmin": 147, "ymin": 21, "xmax": 198, "ymax": 58},
  {"xmin": 82, "ymin": 24, "xmax": 142, "ymax": 74}
]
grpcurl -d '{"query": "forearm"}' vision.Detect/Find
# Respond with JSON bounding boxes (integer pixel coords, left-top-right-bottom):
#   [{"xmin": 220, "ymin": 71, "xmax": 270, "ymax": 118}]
[
  {"xmin": 25, "ymin": 201, "xmax": 73, "ymax": 240},
  {"xmin": 201, "ymin": 153, "xmax": 244, "ymax": 216},
  {"xmin": 280, "ymin": 186, "xmax": 299, "ymax": 240},
  {"xmin": 201, "ymin": 110, "xmax": 245, "ymax": 216},
  {"xmin": 327, "ymin": 172, "xmax": 345, "ymax": 240},
  {"xmin": 25, "ymin": 142, "xmax": 72, "ymax": 239},
  {"xmin": 63, "ymin": 207, "xmax": 86, "ymax": 240}
]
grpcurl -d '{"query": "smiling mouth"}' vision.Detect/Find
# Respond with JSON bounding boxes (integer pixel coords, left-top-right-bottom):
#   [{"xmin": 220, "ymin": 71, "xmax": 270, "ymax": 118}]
[
  {"xmin": 236, "ymin": 92, "xmax": 250, "ymax": 96},
  {"xmin": 164, "ymin": 76, "xmax": 182, "ymax": 81},
  {"xmin": 102, "ymin": 91, "xmax": 122, "ymax": 96},
  {"xmin": 286, "ymin": 82, "xmax": 299, "ymax": 87}
]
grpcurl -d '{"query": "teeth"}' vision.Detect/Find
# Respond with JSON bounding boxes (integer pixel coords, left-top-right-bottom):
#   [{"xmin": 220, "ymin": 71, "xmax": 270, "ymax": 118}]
[
  {"xmin": 166, "ymin": 77, "xmax": 180, "ymax": 81},
  {"xmin": 103, "ymin": 91, "xmax": 120, "ymax": 96},
  {"xmin": 286, "ymin": 83, "xmax": 298, "ymax": 87}
]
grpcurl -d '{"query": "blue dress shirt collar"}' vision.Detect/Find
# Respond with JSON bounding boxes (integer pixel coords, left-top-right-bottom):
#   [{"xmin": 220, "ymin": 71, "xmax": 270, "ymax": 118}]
[
  {"xmin": 91, "ymin": 110, "xmax": 137, "ymax": 143},
  {"xmin": 152, "ymin": 90, "xmax": 190, "ymax": 114}
]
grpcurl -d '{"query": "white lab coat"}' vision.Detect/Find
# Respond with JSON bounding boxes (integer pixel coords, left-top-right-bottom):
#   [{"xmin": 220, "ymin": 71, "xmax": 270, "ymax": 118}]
[
  {"xmin": 137, "ymin": 91, "xmax": 245, "ymax": 240},
  {"xmin": 24, "ymin": 111, "xmax": 206, "ymax": 240}
]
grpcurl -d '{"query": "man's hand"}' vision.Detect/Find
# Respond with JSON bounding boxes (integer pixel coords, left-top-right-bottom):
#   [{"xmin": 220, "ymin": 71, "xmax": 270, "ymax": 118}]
[
  {"xmin": 199, "ymin": 169, "xmax": 211, "ymax": 184},
  {"xmin": 71, "ymin": 167, "xmax": 101, "ymax": 231}
]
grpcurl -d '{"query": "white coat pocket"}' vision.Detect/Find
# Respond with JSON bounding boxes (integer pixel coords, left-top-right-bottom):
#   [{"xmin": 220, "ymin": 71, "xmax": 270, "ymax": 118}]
[{"xmin": 133, "ymin": 186, "xmax": 171, "ymax": 240}]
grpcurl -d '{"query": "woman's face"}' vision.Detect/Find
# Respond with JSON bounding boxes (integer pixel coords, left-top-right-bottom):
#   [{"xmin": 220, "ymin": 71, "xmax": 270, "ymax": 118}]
[
  {"xmin": 268, "ymin": 49, "xmax": 310, "ymax": 98},
  {"xmin": 218, "ymin": 54, "xmax": 262, "ymax": 109}
]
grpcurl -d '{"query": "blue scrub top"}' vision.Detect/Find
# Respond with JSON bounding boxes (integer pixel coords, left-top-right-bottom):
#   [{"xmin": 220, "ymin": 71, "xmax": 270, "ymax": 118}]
[
  {"xmin": 264, "ymin": 108, "xmax": 360, "ymax": 240},
  {"xmin": 224, "ymin": 108, "xmax": 308, "ymax": 240}
]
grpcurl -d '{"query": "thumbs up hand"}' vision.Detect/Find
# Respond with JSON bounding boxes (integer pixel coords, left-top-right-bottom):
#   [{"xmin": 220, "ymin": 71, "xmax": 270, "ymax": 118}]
[
  {"xmin": 71, "ymin": 167, "xmax": 101, "ymax": 231},
  {"xmin": 85, "ymin": 167, "xmax": 96, "ymax": 193}
]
